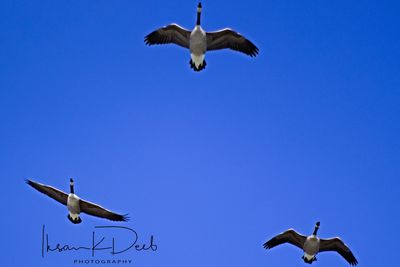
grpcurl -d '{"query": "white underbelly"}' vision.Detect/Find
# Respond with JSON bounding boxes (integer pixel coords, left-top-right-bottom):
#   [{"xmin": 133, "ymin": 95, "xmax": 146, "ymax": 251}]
[
  {"xmin": 190, "ymin": 53, "xmax": 205, "ymax": 68},
  {"xmin": 68, "ymin": 212, "xmax": 80, "ymax": 219},
  {"xmin": 304, "ymin": 253, "xmax": 315, "ymax": 260}
]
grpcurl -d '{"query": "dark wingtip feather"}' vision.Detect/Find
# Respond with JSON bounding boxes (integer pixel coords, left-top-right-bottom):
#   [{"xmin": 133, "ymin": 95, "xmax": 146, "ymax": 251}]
[
  {"xmin": 263, "ymin": 240, "xmax": 272, "ymax": 249},
  {"xmin": 122, "ymin": 214, "xmax": 130, "ymax": 222},
  {"xmin": 247, "ymin": 42, "xmax": 259, "ymax": 57},
  {"xmin": 144, "ymin": 31, "xmax": 157, "ymax": 46},
  {"xmin": 113, "ymin": 213, "xmax": 130, "ymax": 222},
  {"xmin": 144, "ymin": 30, "xmax": 168, "ymax": 46},
  {"xmin": 144, "ymin": 34, "xmax": 153, "ymax": 45},
  {"xmin": 349, "ymin": 259, "xmax": 358, "ymax": 266},
  {"xmin": 26, "ymin": 179, "xmax": 34, "ymax": 186},
  {"xmin": 349, "ymin": 255, "xmax": 358, "ymax": 266}
]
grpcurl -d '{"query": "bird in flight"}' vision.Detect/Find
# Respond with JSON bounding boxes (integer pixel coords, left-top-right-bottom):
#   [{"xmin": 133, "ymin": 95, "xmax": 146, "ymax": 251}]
[
  {"xmin": 145, "ymin": 2, "xmax": 259, "ymax": 71},
  {"xmin": 26, "ymin": 178, "xmax": 129, "ymax": 224},
  {"xmin": 263, "ymin": 222, "xmax": 358, "ymax": 265}
]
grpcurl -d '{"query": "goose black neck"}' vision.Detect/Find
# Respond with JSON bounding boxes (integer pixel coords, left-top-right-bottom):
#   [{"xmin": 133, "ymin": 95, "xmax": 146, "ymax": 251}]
[
  {"xmin": 70, "ymin": 178, "xmax": 75, "ymax": 194},
  {"xmin": 196, "ymin": 3, "xmax": 202, "ymax": 25},
  {"xmin": 312, "ymin": 227, "xmax": 319, "ymax": 235},
  {"xmin": 196, "ymin": 11, "xmax": 201, "ymax": 25},
  {"xmin": 313, "ymin": 222, "xmax": 320, "ymax": 235}
]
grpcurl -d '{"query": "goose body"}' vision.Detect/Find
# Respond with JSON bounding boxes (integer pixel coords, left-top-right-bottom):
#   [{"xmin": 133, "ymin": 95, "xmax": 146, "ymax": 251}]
[
  {"xmin": 67, "ymin": 192, "xmax": 81, "ymax": 223},
  {"xmin": 190, "ymin": 25, "xmax": 207, "ymax": 70},
  {"xmin": 145, "ymin": 2, "xmax": 258, "ymax": 71},
  {"xmin": 263, "ymin": 222, "xmax": 358, "ymax": 266},
  {"xmin": 26, "ymin": 178, "xmax": 129, "ymax": 224},
  {"xmin": 303, "ymin": 235, "xmax": 320, "ymax": 262}
]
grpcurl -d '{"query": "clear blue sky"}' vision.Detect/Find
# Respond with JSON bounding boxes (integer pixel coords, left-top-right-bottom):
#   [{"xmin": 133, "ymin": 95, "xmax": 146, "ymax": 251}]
[{"xmin": 1, "ymin": 0, "xmax": 399, "ymax": 266}]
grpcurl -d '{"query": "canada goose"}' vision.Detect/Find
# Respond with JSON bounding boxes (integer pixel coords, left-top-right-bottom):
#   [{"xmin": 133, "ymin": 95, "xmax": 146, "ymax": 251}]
[
  {"xmin": 26, "ymin": 178, "xmax": 129, "ymax": 224},
  {"xmin": 263, "ymin": 222, "xmax": 358, "ymax": 266},
  {"xmin": 144, "ymin": 2, "xmax": 258, "ymax": 71}
]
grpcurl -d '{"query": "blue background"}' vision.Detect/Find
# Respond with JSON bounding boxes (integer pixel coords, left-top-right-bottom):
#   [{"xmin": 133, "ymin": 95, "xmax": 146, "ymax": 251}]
[{"xmin": 1, "ymin": 0, "xmax": 399, "ymax": 266}]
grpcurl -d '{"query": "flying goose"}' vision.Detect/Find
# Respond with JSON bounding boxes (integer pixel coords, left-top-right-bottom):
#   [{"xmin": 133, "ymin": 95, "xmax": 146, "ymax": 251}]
[
  {"xmin": 26, "ymin": 178, "xmax": 129, "ymax": 224},
  {"xmin": 263, "ymin": 222, "xmax": 358, "ymax": 266},
  {"xmin": 144, "ymin": 2, "xmax": 259, "ymax": 71}
]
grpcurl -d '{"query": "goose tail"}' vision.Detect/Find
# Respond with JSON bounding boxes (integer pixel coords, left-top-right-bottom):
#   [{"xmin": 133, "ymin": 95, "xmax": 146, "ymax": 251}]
[{"xmin": 189, "ymin": 59, "xmax": 206, "ymax": 72}]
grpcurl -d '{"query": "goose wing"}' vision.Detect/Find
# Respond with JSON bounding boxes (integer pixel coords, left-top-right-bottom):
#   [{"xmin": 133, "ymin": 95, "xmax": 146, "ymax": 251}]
[
  {"xmin": 144, "ymin": 23, "xmax": 190, "ymax": 48},
  {"xmin": 79, "ymin": 199, "xmax": 129, "ymax": 222},
  {"xmin": 206, "ymin": 29, "xmax": 259, "ymax": 57},
  {"xmin": 263, "ymin": 229, "xmax": 306, "ymax": 250},
  {"xmin": 319, "ymin": 237, "xmax": 358, "ymax": 266},
  {"xmin": 26, "ymin": 179, "xmax": 68, "ymax": 206}
]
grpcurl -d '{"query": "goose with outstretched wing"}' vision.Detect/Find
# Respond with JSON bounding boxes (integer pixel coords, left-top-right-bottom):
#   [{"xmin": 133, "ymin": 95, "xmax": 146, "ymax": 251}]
[
  {"xmin": 26, "ymin": 178, "xmax": 129, "ymax": 224},
  {"xmin": 263, "ymin": 222, "xmax": 358, "ymax": 265},
  {"xmin": 145, "ymin": 2, "xmax": 258, "ymax": 71}
]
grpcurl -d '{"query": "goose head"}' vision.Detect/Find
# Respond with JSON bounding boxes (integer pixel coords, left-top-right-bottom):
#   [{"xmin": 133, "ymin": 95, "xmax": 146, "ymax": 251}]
[
  {"xmin": 70, "ymin": 178, "xmax": 75, "ymax": 194},
  {"xmin": 196, "ymin": 2, "xmax": 202, "ymax": 25},
  {"xmin": 312, "ymin": 221, "xmax": 320, "ymax": 236}
]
